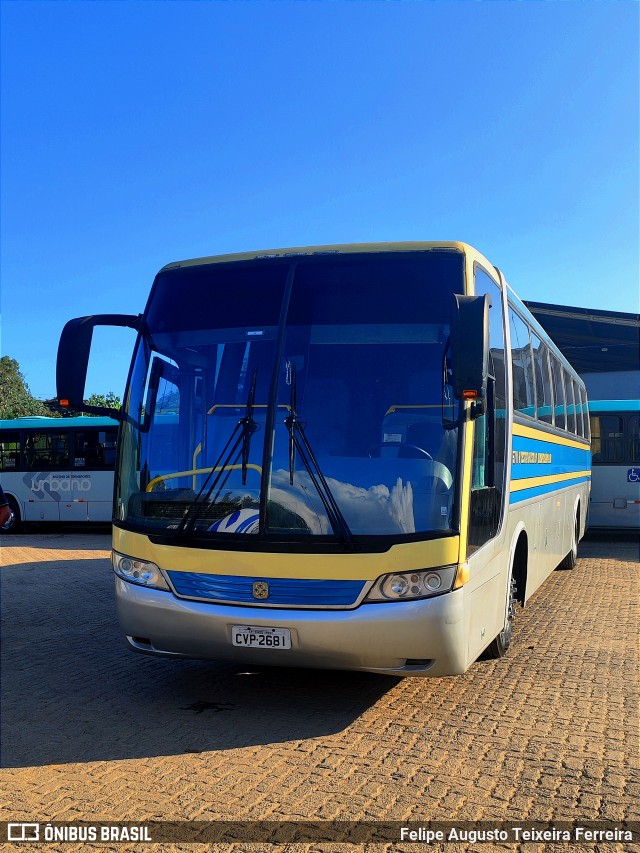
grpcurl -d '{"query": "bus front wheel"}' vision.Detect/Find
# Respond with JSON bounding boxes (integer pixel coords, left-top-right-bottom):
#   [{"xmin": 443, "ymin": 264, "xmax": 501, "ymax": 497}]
[
  {"xmin": 484, "ymin": 574, "xmax": 516, "ymax": 659},
  {"xmin": 0, "ymin": 496, "xmax": 21, "ymax": 534}
]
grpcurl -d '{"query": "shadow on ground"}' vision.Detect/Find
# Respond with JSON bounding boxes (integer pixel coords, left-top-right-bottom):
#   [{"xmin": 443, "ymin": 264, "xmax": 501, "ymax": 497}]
[
  {"xmin": 581, "ymin": 531, "xmax": 639, "ymax": 562},
  {"xmin": 1, "ymin": 555, "xmax": 396, "ymax": 768},
  {"xmin": 1, "ymin": 528, "xmax": 111, "ymax": 552}
]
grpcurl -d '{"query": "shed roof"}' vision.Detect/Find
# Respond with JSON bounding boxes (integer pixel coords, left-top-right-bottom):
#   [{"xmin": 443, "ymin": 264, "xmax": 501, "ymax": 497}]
[{"xmin": 523, "ymin": 301, "xmax": 640, "ymax": 374}]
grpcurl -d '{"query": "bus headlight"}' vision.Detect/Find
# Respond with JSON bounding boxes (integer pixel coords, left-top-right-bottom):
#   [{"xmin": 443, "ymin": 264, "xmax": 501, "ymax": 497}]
[
  {"xmin": 112, "ymin": 551, "xmax": 170, "ymax": 591},
  {"xmin": 365, "ymin": 566, "xmax": 457, "ymax": 602}
]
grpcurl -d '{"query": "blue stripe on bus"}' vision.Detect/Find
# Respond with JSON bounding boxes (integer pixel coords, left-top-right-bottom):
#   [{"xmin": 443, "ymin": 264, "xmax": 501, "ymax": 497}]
[
  {"xmin": 510, "ymin": 475, "xmax": 591, "ymax": 504},
  {"xmin": 588, "ymin": 400, "xmax": 640, "ymax": 414},
  {"xmin": 167, "ymin": 572, "xmax": 366, "ymax": 606},
  {"xmin": 0, "ymin": 416, "xmax": 119, "ymax": 430},
  {"xmin": 511, "ymin": 433, "xmax": 590, "ymax": 481}
]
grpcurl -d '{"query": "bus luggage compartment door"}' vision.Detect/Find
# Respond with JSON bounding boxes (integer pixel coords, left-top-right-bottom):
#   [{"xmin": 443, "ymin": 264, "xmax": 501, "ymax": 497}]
[
  {"xmin": 25, "ymin": 500, "xmax": 61, "ymax": 522},
  {"xmin": 59, "ymin": 500, "xmax": 89, "ymax": 522}
]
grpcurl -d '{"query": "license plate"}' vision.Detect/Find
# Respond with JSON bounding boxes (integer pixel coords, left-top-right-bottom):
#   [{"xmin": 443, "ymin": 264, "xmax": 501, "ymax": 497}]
[{"xmin": 231, "ymin": 626, "xmax": 292, "ymax": 649}]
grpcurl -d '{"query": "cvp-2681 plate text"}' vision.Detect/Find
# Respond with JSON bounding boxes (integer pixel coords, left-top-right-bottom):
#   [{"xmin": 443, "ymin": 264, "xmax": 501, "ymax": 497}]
[{"xmin": 231, "ymin": 626, "xmax": 292, "ymax": 649}]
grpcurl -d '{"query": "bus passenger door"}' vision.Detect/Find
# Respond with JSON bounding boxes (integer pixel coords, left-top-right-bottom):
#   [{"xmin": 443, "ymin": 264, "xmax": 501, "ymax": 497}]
[{"xmin": 463, "ymin": 268, "xmax": 509, "ymax": 662}]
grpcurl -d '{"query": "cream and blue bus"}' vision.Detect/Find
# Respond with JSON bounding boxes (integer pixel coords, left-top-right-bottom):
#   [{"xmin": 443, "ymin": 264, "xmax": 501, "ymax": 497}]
[
  {"xmin": 56, "ymin": 242, "xmax": 590, "ymax": 676},
  {"xmin": 588, "ymin": 400, "xmax": 639, "ymax": 530},
  {"xmin": 0, "ymin": 416, "xmax": 118, "ymax": 532}
]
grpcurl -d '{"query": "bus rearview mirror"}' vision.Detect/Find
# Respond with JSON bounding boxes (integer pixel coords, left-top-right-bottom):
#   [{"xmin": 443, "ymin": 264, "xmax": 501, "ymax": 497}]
[
  {"xmin": 451, "ymin": 294, "xmax": 490, "ymax": 419},
  {"xmin": 56, "ymin": 314, "xmax": 141, "ymax": 418}
]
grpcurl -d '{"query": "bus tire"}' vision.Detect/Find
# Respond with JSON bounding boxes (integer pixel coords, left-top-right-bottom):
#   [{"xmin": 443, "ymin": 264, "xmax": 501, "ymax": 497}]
[
  {"xmin": 1, "ymin": 496, "xmax": 21, "ymax": 534},
  {"xmin": 557, "ymin": 510, "xmax": 579, "ymax": 570},
  {"xmin": 484, "ymin": 573, "xmax": 517, "ymax": 659}
]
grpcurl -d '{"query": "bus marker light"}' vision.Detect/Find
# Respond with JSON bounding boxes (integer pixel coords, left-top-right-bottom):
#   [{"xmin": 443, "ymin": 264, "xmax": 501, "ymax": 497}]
[{"xmin": 453, "ymin": 563, "xmax": 470, "ymax": 589}]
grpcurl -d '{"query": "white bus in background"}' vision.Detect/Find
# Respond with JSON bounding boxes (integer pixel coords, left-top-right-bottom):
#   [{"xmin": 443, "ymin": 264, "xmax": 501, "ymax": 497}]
[
  {"xmin": 0, "ymin": 416, "xmax": 118, "ymax": 532},
  {"xmin": 588, "ymin": 400, "xmax": 640, "ymax": 531}
]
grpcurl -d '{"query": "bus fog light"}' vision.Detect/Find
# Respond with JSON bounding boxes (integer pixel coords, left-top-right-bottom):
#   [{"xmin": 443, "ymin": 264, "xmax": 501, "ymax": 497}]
[
  {"xmin": 112, "ymin": 551, "xmax": 169, "ymax": 591},
  {"xmin": 365, "ymin": 566, "xmax": 456, "ymax": 602}
]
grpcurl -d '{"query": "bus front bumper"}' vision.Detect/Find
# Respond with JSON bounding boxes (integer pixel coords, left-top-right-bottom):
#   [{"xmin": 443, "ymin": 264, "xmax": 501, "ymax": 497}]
[{"xmin": 115, "ymin": 578, "xmax": 468, "ymax": 677}]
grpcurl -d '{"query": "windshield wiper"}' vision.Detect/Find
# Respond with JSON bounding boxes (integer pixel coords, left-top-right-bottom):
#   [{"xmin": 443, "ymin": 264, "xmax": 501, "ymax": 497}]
[
  {"xmin": 175, "ymin": 369, "xmax": 259, "ymax": 538},
  {"xmin": 284, "ymin": 362, "xmax": 353, "ymax": 547},
  {"xmin": 241, "ymin": 369, "xmax": 259, "ymax": 485}
]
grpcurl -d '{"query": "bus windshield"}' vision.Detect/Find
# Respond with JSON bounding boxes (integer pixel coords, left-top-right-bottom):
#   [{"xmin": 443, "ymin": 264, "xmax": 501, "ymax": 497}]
[{"xmin": 117, "ymin": 251, "xmax": 463, "ymax": 542}]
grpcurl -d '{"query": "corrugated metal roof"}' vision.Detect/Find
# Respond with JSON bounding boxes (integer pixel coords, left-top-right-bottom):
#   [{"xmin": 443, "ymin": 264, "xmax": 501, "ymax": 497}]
[{"xmin": 524, "ymin": 301, "xmax": 640, "ymax": 374}]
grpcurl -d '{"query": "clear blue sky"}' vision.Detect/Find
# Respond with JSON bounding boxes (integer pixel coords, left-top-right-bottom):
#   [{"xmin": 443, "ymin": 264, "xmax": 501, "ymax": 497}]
[{"xmin": 1, "ymin": 1, "xmax": 638, "ymax": 400}]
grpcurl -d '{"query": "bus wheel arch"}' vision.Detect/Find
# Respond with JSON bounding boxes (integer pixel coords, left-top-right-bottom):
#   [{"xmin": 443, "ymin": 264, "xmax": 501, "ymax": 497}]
[
  {"xmin": 558, "ymin": 500, "xmax": 580, "ymax": 571},
  {"xmin": 485, "ymin": 529, "xmax": 528, "ymax": 659},
  {"xmin": 511, "ymin": 530, "xmax": 528, "ymax": 608}
]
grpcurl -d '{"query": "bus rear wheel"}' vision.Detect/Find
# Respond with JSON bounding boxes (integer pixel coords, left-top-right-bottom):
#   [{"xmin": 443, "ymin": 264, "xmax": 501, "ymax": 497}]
[{"xmin": 1, "ymin": 496, "xmax": 21, "ymax": 534}]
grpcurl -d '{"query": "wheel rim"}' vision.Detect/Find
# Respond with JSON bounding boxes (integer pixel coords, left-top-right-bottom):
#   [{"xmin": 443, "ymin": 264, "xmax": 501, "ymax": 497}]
[
  {"xmin": 3, "ymin": 499, "xmax": 19, "ymax": 532},
  {"xmin": 500, "ymin": 577, "xmax": 516, "ymax": 647}
]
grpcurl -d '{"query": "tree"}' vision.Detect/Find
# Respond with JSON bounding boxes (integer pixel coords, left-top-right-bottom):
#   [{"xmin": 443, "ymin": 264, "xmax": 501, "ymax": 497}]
[
  {"xmin": 0, "ymin": 357, "xmax": 52, "ymax": 419},
  {"xmin": 84, "ymin": 392, "xmax": 122, "ymax": 410},
  {"xmin": 0, "ymin": 356, "xmax": 121, "ymax": 419},
  {"xmin": 42, "ymin": 391, "xmax": 122, "ymax": 417}
]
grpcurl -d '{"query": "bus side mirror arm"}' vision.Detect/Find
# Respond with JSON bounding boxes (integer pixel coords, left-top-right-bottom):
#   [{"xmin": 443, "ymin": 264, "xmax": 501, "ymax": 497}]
[
  {"xmin": 56, "ymin": 314, "xmax": 142, "ymax": 419},
  {"xmin": 468, "ymin": 399, "xmax": 486, "ymax": 421},
  {"xmin": 451, "ymin": 294, "xmax": 490, "ymax": 422}
]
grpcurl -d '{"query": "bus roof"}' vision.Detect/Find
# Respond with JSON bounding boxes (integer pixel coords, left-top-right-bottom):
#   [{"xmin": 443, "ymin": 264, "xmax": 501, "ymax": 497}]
[
  {"xmin": 159, "ymin": 241, "xmax": 486, "ymax": 272},
  {"xmin": 588, "ymin": 400, "xmax": 640, "ymax": 413},
  {"xmin": 0, "ymin": 416, "xmax": 119, "ymax": 431}
]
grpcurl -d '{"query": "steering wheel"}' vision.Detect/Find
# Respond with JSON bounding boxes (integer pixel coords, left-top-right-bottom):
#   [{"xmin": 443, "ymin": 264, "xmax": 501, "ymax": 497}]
[{"xmin": 368, "ymin": 441, "xmax": 433, "ymax": 460}]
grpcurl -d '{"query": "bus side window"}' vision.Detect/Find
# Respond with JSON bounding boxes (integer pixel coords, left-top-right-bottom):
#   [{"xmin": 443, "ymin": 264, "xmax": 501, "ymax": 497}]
[
  {"xmin": 508, "ymin": 308, "xmax": 535, "ymax": 418},
  {"xmin": 531, "ymin": 335, "xmax": 553, "ymax": 424},
  {"xmin": 572, "ymin": 379, "xmax": 584, "ymax": 437},
  {"xmin": 550, "ymin": 356, "xmax": 566, "ymax": 431},
  {"xmin": 140, "ymin": 357, "xmax": 182, "ymax": 488},
  {"xmin": 101, "ymin": 430, "xmax": 118, "ymax": 467},
  {"xmin": 592, "ymin": 415, "xmax": 624, "ymax": 463},
  {"xmin": 564, "ymin": 369, "xmax": 577, "ymax": 435},
  {"xmin": 74, "ymin": 432, "xmax": 95, "ymax": 467},
  {"xmin": 27, "ymin": 432, "xmax": 70, "ymax": 469},
  {"xmin": 0, "ymin": 431, "xmax": 21, "ymax": 470},
  {"xmin": 591, "ymin": 415, "xmax": 601, "ymax": 461},
  {"xmin": 581, "ymin": 389, "xmax": 590, "ymax": 442},
  {"xmin": 630, "ymin": 415, "xmax": 640, "ymax": 463}
]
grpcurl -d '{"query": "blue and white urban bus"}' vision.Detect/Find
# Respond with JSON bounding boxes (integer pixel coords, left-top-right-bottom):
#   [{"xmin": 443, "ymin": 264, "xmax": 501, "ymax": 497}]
[
  {"xmin": 588, "ymin": 400, "xmax": 640, "ymax": 530},
  {"xmin": 0, "ymin": 416, "xmax": 118, "ymax": 532}
]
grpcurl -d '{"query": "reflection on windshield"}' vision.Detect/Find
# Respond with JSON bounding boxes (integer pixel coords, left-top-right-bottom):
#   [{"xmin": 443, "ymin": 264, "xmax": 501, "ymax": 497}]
[
  {"xmin": 117, "ymin": 252, "xmax": 462, "ymax": 542},
  {"xmin": 271, "ymin": 471, "xmax": 415, "ymax": 535}
]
